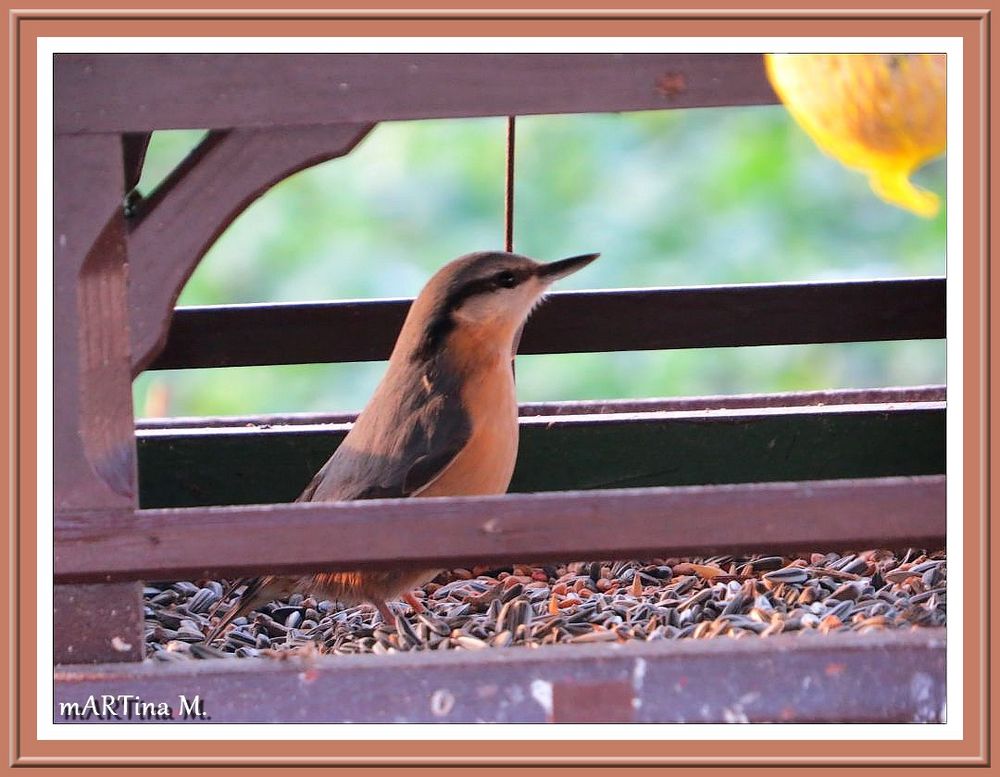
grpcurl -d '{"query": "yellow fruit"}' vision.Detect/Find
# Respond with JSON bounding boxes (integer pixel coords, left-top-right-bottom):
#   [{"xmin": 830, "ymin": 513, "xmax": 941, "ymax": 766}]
[{"xmin": 765, "ymin": 53, "xmax": 946, "ymax": 217}]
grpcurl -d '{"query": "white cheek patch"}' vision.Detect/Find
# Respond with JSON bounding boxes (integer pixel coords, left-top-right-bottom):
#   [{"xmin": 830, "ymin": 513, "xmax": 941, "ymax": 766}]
[
  {"xmin": 452, "ymin": 294, "xmax": 504, "ymax": 325},
  {"xmin": 454, "ymin": 282, "xmax": 542, "ymax": 327}
]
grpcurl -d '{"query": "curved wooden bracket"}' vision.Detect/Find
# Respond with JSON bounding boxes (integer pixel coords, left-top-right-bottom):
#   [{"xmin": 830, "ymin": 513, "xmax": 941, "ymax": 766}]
[{"xmin": 127, "ymin": 122, "xmax": 375, "ymax": 376}]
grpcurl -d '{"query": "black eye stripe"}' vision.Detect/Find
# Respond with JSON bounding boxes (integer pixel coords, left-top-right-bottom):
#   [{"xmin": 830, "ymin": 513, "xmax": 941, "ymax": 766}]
[
  {"xmin": 413, "ymin": 266, "xmax": 531, "ymax": 361},
  {"xmin": 454, "ymin": 276, "xmax": 500, "ymax": 301},
  {"xmin": 450, "ymin": 269, "xmax": 525, "ymax": 303}
]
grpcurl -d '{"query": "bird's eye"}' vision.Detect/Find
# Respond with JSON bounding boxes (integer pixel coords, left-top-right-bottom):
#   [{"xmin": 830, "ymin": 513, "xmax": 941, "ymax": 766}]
[{"xmin": 495, "ymin": 270, "xmax": 518, "ymax": 289}]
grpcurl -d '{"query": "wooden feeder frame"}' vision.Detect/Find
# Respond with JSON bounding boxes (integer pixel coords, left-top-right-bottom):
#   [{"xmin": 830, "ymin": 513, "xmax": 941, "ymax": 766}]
[{"xmin": 52, "ymin": 53, "xmax": 945, "ymax": 724}]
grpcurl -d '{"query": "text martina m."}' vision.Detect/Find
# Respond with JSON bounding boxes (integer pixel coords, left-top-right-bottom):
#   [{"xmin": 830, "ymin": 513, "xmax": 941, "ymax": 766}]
[{"xmin": 58, "ymin": 694, "xmax": 208, "ymax": 721}]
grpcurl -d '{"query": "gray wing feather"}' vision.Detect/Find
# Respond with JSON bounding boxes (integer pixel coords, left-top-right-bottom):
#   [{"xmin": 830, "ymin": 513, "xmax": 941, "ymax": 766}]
[{"xmin": 297, "ymin": 363, "xmax": 470, "ymax": 503}]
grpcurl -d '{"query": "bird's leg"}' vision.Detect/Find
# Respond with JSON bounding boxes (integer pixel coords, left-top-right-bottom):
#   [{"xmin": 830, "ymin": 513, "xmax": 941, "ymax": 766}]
[
  {"xmin": 402, "ymin": 591, "xmax": 426, "ymax": 614},
  {"xmin": 374, "ymin": 600, "xmax": 397, "ymax": 625}
]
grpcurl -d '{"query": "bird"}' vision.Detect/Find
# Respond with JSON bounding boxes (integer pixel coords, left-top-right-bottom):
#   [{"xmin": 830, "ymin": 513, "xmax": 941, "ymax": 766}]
[{"xmin": 206, "ymin": 249, "xmax": 599, "ymax": 643}]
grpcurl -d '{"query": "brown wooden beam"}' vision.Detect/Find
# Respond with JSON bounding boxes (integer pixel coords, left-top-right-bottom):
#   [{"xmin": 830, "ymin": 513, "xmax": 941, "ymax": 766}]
[
  {"xmin": 54, "ymin": 476, "xmax": 945, "ymax": 584},
  {"xmin": 145, "ymin": 277, "xmax": 946, "ymax": 370},
  {"xmin": 126, "ymin": 123, "xmax": 374, "ymax": 376},
  {"xmin": 53, "ymin": 628, "xmax": 945, "ymax": 723},
  {"xmin": 54, "ymin": 582, "xmax": 144, "ymax": 664},
  {"xmin": 54, "ymin": 53, "xmax": 779, "ymax": 134},
  {"xmin": 133, "ymin": 385, "xmax": 948, "ymax": 430}
]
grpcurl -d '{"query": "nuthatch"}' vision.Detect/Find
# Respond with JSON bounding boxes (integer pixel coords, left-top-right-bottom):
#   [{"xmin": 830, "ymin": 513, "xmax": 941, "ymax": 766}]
[{"xmin": 207, "ymin": 250, "xmax": 599, "ymax": 641}]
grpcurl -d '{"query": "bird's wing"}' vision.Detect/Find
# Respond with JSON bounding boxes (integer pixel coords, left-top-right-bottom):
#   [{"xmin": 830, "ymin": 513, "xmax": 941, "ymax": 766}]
[
  {"xmin": 401, "ymin": 445, "xmax": 467, "ymax": 496},
  {"xmin": 299, "ymin": 369, "xmax": 471, "ymax": 503},
  {"xmin": 300, "ymin": 424, "xmax": 467, "ymax": 501}
]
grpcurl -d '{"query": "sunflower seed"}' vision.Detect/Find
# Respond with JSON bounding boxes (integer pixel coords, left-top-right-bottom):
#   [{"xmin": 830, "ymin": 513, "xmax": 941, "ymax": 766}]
[
  {"xmin": 570, "ymin": 629, "xmax": 618, "ymax": 644},
  {"xmin": 763, "ymin": 567, "xmax": 809, "ymax": 585},
  {"xmin": 455, "ymin": 635, "xmax": 488, "ymax": 651}
]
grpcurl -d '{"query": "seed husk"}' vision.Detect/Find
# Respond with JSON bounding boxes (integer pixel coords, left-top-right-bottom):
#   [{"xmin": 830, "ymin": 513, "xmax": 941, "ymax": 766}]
[
  {"xmin": 143, "ymin": 549, "xmax": 946, "ymax": 660},
  {"xmin": 570, "ymin": 628, "xmax": 619, "ymax": 644},
  {"xmin": 763, "ymin": 567, "xmax": 809, "ymax": 585},
  {"xmin": 829, "ymin": 582, "xmax": 865, "ymax": 601},
  {"xmin": 455, "ymin": 635, "xmax": 488, "ymax": 651}
]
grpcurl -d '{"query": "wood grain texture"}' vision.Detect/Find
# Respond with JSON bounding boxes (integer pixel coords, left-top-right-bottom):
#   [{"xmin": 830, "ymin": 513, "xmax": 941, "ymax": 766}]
[
  {"xmin": 55, "ymin": 476, "xmax": 946, "ymax": 583},
  {"xmin": 54, "ymin": 53, "xmax": 778, "ymax": 134}
]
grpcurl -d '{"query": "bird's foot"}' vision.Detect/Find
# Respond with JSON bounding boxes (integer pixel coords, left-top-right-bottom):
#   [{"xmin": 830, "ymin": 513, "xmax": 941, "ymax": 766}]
[{"xmin": 402, "ymin": 591, "xmax": 426, "ymax": 614}]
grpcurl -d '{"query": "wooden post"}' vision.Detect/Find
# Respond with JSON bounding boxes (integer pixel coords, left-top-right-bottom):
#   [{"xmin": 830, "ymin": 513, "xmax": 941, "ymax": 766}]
[{"xmin": 53, "ymin": 133, "xmax": 142, "ymax": 662}]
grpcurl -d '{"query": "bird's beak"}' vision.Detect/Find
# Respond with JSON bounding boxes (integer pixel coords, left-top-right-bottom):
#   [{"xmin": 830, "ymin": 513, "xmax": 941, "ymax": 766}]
[{"xmin": 536, "ymin": 253, "xmax": 600, "ymax": 283}]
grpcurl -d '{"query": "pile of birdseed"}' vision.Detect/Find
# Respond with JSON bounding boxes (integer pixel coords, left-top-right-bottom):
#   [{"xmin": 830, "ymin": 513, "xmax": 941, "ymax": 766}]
[{"xmin": 143, "ymin": 549, "xmax": 946, "ymax": 662}]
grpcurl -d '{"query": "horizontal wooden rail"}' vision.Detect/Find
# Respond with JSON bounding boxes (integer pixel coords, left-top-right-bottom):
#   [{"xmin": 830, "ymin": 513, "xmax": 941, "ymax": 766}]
[
  {"xmin": 135, "ymin": 385, "xmax": 947, "ymax": 429},
  {"xmin": 54, "ymin": 628, "xmax": 945, "ymax": 724},
  {"xmin": 146, "ymin": 277, "xmax": 945, "ymax": 370},
  {"xmin": 55, "ymin": 475, "xmax": 946, "ymax": 583},
  {"xmin": 136, "ymin": 398, "xmax": 945, "ymax": 508},
  {"xmin": 55, "ymin": 53, "xmax": 778, "ymax": 134}
]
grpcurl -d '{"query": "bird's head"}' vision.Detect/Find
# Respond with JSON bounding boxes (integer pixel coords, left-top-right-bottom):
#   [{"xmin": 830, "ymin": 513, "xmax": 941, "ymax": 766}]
[{"xmin": 403, "ymin": 250, "xmax": 599, "ymax": 364}]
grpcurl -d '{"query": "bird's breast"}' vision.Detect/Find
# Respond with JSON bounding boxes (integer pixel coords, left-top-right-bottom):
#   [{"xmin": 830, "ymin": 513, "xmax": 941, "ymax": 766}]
[{"xmin": 417, "ymin": 363, "xmax": 519, "ymax": 497}]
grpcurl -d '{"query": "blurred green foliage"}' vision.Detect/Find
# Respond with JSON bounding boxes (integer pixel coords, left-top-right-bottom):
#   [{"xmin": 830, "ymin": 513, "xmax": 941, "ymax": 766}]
[{"xmin": 132, "ymin": 106, "xmax": 945, "ymax": 419}]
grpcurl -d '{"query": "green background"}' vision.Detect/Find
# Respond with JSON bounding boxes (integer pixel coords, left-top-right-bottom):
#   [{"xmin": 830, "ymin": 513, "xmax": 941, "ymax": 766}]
[{"xmin": 131, "ymin": 105, "xmax": 946, "ymax": 419}]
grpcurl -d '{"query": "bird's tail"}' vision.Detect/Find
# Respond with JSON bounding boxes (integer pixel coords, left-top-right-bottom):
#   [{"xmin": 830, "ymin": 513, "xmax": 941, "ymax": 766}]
[{"xmin": 203, "ymin": 576, "xmax": 275, "ymax": 644}]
